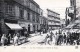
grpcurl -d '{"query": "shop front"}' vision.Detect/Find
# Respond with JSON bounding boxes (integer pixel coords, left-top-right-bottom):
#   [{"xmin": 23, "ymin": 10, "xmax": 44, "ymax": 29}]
[
  {"xmin": 2, "ymin": 19, "xmax": 23, "ymax": 39},
  {"xmin": 19, "ymin": 21, "xmax": 34, "ymax": 34},
  {"xmin": 5, "ymin": 23, "xmax": 23, "ymax": 38}
]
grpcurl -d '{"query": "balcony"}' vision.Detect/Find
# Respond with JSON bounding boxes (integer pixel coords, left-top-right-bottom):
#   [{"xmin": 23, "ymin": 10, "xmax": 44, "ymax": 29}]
[{"xmin": 68, "ymin": 7, "xmax": 74, "ymax": 17}]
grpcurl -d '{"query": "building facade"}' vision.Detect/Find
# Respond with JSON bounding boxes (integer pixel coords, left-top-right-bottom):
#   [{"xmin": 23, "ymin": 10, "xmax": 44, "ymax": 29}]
[
  {"xmin": 47, "ymin": 9, "xmax": 61, "ymax": 30},
  {"xmin": 60, "ymin": 19, "xmax": 66, "ymax": 28},
  {"xmin": 66, "ymin": 0, "xmax": 80, "ymax": 29},
  {"xmin": 18, "ymin": 0, "xmax": 40, "ymax": 33},
  {"xmin": 40, "ymin": 9, "xmax": 48, "ymax": 33},
  {"xmin": 0, "ymin": 0, "xmax": 40, "ymax": 36}
]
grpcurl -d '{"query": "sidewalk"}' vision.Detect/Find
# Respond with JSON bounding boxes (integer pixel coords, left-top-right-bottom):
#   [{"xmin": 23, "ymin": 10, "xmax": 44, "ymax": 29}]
[{"xmin": 29, "ymin": 32, "xmax": 41, "ymax": 37}]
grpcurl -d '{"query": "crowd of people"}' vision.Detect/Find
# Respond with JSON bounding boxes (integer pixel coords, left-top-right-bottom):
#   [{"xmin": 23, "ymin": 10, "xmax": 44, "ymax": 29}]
[
  {"xmin": 0, "ymin": 28, "xmax": 80, "ymax": 46},
  {"xmin": 0, "ymin": 32, "xmax": 21, "ymax": 46},
  {"xmin": 43, "ymin": 30, "xmax": 80, "ymax": 45},
  {"xmin": 0, "ymin": 27, "xmax": 47, "ymax": 46},
  {"xmin": 0, "ymin": 29, "xmax": 29, "ymax": 46}
]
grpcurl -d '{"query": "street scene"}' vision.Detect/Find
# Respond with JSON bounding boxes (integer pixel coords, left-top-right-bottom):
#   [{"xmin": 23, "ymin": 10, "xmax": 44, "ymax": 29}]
[{"xmin": 0, "ymin": 0, "xmax": 80, "ymax": 47}]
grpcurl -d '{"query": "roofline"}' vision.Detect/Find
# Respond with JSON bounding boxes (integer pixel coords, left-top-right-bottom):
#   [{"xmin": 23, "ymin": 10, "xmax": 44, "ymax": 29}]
[
  {"xmin": 30, "ymin": 0, "xmax": 40, "ymax": 8},
  {"xmin": 47, "ymin": 9, "xmax": 60, "ymax": 15}
]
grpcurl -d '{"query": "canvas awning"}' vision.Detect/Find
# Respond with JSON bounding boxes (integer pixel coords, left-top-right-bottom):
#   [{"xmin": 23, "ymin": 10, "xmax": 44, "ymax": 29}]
[
  {"xmin": 66, "ymin": 23, "xmax": 76, "ymax": 29},
  {"xmin": 5, "ymin": 23, "xmax": 23, "ymax": 30}
]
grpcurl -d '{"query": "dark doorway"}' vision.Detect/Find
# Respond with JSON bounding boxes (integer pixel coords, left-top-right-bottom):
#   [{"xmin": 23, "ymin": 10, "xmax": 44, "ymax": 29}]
[
  {"xmin": 28, "ymin": 24, "xmax": 30, "ymax": 34},
  {"xmin": 33, "ymin": 25, "xmax": 35, "ymax": 33}
]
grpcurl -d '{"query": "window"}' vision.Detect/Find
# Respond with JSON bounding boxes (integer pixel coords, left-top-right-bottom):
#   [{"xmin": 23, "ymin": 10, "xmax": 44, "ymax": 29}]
[
  {"xmin": 20, "ymin": 9, "xmax": 24, "ymax": 19},
  {"xmin": 27, "ymin": 12, "xmax": 30, "ymax": 20},
  {"xmin": 5, "ymin": 4, "xmax": 15, "ymax": 16},
  {"xmin": 26, "ymin": 0, "xmax": 30, "ymax": 7},
  {"xmin": 70, "ymin": 0, "xmax": 74, "ymax": 6},
  {"xmin": 36, "ymin": 15, "xmax": 39, "ymax": 23},
  {"xmin": 32, "ymin": 13, "xmax": 35, "ymax": 21},
  {"xmin": 36, "ymin": 7, "xmax": 38, "ymax": 13}
]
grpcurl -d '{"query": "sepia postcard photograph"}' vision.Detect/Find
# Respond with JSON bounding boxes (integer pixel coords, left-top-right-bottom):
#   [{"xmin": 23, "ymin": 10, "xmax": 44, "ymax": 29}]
[{"xmin": 0, "ymin": 0, "xmax": 80, "ymax": 52}]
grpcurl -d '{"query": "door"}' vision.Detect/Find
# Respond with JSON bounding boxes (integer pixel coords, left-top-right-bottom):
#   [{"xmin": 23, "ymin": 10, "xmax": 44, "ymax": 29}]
[{"xmin": 28, "ymin": 24, "xmax": 30, "ymax": 34}]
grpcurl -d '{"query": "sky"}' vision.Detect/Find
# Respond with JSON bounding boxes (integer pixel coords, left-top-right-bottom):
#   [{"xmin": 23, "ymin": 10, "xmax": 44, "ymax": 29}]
[{"xmin": 34, "ymin": 0, "xmax": 70, "ymax": 19}]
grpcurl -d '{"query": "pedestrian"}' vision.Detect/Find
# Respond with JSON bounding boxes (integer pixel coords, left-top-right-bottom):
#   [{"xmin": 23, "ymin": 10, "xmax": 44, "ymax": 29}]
[
  {"xmin": 1, "ymin": 34, "xmax": 8, "ymax": 46},
  {"xmin": 44, "ymin": 33, "xmax": 50, "ymax": 45},
  {"xmin": 13, "ymin": 33, "xmax": 18, "ymax": 46},
  {"xmin": 57, "ymin": 34, "xmax": 62, "ymax": 45},
  {"xmin": 24, "ymin": 30, "xmax": 27, "ymax": 37},
  {"xmin": 63, "ymin": 33, "xmax": 66, "ymax": 44},
  {"xmin": 55, "ymin": 32, "xmax": 58, "ymax": 45},
  {"xmin": 7, "ymin": 33, "xmax": 11, "ymax": 45},
  {"xmin": 49, "ymin": 31, "xmax": 54, "ymax": 44},
  {"xmin": 52, "ymin": 34, "xmax": 56, "ymax": 45}
]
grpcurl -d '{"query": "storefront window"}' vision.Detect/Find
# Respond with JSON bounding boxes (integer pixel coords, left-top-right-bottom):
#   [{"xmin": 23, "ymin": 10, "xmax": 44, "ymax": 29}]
[{"xmin": 5, "ymin": 3, "xmax": 15, "ymax": 16}]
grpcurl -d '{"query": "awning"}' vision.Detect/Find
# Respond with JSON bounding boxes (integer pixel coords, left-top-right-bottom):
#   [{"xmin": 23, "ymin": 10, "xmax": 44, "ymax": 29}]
[
  {"xmin": 69, "ymin": 29, "xmax": 79, "ymax": 33},
  {"xmin": 75, "ymin": 20, "xmax": 80, "ymax": 23},
  {"xmin": 5, "ymin": 23, "xmax": 23, "ymax": 30},
  {"xmin": 66, "ymin": 23, "xmax": 76, "ymax": 29}
]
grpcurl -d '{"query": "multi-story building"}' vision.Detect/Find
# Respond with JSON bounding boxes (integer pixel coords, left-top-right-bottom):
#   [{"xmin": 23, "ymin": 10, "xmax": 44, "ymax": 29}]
[
  {"xmin": 66, "ymin": 0, "xmax": 80, "ymax": 29},
  {"xmin": 40, "ymin": 9, "xmax": 43, "ymax": 31},
  {"xmin": 18, "ymin": 0, "xmax": 40, "ymax": 33},
  {"xmin": 42, "ymin": 16, "xmax": 48, "ymax": 33},
  {"xmin": 0, "ymin": 0, "xmax": 23, "ymax": 35},
  {"xmin": 40, "ymin": 9, "xmax": 48, "ymax": 33},
  {"xmin": 47, "ymin": 9, "xmax": 61, "ymax": 30},
  {"xmin": 0, "ymin": 0, "xmax": 40, "ymax": 36},
  {"xmin": 68, "ymin": 0, "xmax": 80, "ymax": 20}
]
